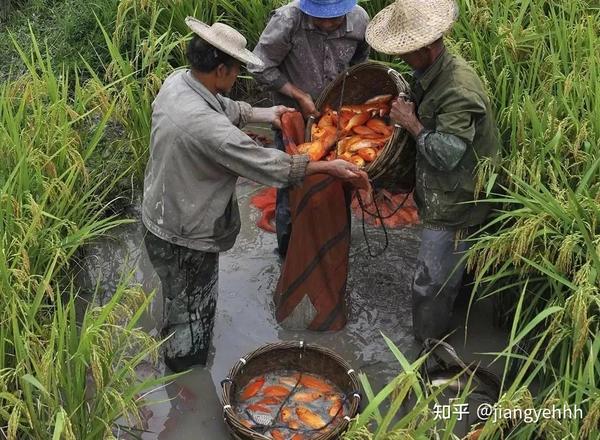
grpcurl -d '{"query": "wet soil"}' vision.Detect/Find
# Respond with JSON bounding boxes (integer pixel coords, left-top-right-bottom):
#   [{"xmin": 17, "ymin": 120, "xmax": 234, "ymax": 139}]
[{"xmin": 79, "ymin": 162, "xmax": 508, "ymax": 440}]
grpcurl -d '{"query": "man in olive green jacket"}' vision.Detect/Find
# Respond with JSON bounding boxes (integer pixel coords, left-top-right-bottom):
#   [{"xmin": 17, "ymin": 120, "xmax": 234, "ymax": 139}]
[{"xmin": 366, "ymin": 0, "xmax": 500, "ymax": 340}]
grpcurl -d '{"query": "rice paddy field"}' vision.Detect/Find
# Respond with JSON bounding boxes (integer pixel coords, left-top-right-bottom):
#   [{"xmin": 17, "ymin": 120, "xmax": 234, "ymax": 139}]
[{"xmin": 0, "ymin": 0, "xmax": 599, "ymax": 439}]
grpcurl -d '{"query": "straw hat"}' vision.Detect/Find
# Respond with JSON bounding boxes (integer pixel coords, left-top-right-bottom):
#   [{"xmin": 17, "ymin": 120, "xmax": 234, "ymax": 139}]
[
  {"xmin": 366, "ymin": 0, "xmax": 459, "ymax": 55},
  {"xmin": 185, "ymin": 17, "xmax": 264, "ymax": 67}
]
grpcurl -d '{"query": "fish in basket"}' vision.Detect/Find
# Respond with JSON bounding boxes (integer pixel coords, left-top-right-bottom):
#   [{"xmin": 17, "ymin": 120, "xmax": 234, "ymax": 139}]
[
  {"xmin": 304, "ymin": 61, "xmax": 416, "ymax": 191},
  {"xmin": 297, "ymin": 94, "xmax": 396, "ymax": 167},
  {"xmin": 221, "ymin": 342, "xmax": 361, "ymax": 440},
  {"xmin": 235, "ymin": 371, "xmax": 350, "ymax": 439}
]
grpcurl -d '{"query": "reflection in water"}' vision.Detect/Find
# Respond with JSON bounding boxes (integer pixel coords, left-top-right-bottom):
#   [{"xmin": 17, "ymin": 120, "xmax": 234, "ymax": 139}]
[{"xmin": 79, "ymin": 180, "xmax": 507, "ymax": 439}]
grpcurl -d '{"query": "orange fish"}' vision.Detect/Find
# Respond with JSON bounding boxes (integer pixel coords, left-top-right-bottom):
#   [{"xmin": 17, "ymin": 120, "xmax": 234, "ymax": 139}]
[
  {"xmin": 291, "ymin": 391, "xmax": 323, "ymax": 402},
  {"xmin": 336, "ymin": 136, "xmax": 361, "ymax": 155},
  {"xmin": 279, "ymin": 374, "xmax": 301, "ymax": 387},
  {"xmin": 317, "ymin": 113, "xmax": 334, "ymax": 128},
  {"xmin": 328, "ymin": 395, "xmax": 343, "ymax": 417},
  {"xmin": 319, "ymin": 127, "xmax": 339, "ymax": 151},
  {"xmin": 288, "ymin": 420, "xmax": 301, "ymax": 430},
  {"xmin": 350, "ymin": 155, "xmax": 366, "ymax": 167},
  {"xmin": 357, "ymin": 147, "xmax": 377, "ymax": 162},
  {"xmin": 365, "ymin": 94, "xmax": 393, "ymax": 104},
  {"xmin": 263, "ymin": 385, "xmax": 291, "ymax": 397},
  {"xmin": 297, "ymin": 140, "xmax": 325, "ymax": 161},
  {"xmin": 310, "ymin": 124, "xmax": 320, "ymax": 140},
  {"xmin": 291, "ymin": 434, "xmax": 304, "ymax": 440},
  {"xmin": 313, "ymin": 125, "xmax": 336, "ymax": 140},
  {"xmin": 257, "ymin": 396, "xmax": 283, "ymax": 405},
  {"xmin": 296, "ymin": 407, "xmax": 327, "ymax": 429},
  {"xmin": 361, "ymin": 132, "xmax": 389, "ymax": 140},
  {"xmin": 348, "ymin": 139, "xmax": 382, "ymax": 153},
  {"xmin": 280, "ymin": 407, "xmax": 293, "ymax": 423},
  {"xmin": 339, "ymin": 151, "xmax": 354, "ymax": 161},
  {"xmin": 341, "ymin": 102, "xmax": 389, "ymax": 115},
  {"xmin": 366, "ymin": 118, "xmax": 393, "ymax": 135},
  {"xmin": 317, "ymin": 110, "xmax": 338, "ymax": 128},
  {"xmin": 352, "ymin": 125, "xmax": 378, "ymax": 136},
  {"xmin": 299, "ymin": 127, "xmax": 338, "ymax": 161},
  {"xmin": 240, "ymin": 419, "xmax": 255, "ymax": 429},
  {"xmin": 339, "ymin": 109, "xmax": 354, "ymax": 128},
  {"xmin": 247, "ymin": 403, "xmax": 271, "ymax": 414},
  {"xmin": 240, "ymin": 377, "xmax": 265, "ymax": 401},
  {"xmin": 344, "ymin": 113, "xmax": 371, "ymax": 132},
  {"xmin": 270, "ymin": 429, "xmax": 285, "ymax": 440}
]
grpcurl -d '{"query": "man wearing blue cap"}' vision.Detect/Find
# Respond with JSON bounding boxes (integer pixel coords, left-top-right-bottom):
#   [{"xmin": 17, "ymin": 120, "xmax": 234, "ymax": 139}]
[{"xmin": 249, "ymin": 0, "xmax": 369, "ymax": 258}]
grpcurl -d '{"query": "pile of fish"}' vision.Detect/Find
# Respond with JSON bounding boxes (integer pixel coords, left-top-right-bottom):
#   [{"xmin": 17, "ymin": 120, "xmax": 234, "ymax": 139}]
[
  {"xmin": 235, "ymin": 370, "xmax": 349, "ymax": 440},
  {"xmin": 297, "ymin": 94, "xmax": 396, "ymax": 167}
]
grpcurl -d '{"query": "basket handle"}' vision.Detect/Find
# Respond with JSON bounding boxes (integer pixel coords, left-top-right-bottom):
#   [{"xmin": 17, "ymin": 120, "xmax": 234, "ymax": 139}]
[
  {"xmin": 220, "ymin": 377, "xmax": 233, "ymax": 388},
  {"xmin": 304, "ymin": 115, "xmax": 315, "ymax": 142}
]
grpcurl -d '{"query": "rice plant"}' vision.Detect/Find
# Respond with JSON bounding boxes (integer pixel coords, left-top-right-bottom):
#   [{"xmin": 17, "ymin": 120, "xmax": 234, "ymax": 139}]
[
  {"xmin": 0, "ymin": 31, "xmax": 171, "ymax": 439},
  {"xmin": 1, "ymin": 0, "xmax": 599, "ymax": 438}
]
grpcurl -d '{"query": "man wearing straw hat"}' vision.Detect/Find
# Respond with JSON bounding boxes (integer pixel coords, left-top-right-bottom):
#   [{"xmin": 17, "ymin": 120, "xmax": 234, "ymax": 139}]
[
  {"xmin": 366, "ymin": 0, "xmax": 500, "ymax": 341},
  {"xmin": 142, "ymin": 18, "xmax": 367, "ymax": 372},
  {"xmin": 248, "ymin": 0, "xmax": 370, "ymax": 258}
]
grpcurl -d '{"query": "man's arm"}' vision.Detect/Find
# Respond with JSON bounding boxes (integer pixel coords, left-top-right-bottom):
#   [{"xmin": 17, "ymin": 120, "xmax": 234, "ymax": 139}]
[
  {"xmin": 390, "ymin": 88, "xmax": 487, "ymax": 171},
  {"xmin": 248, "ymin": 11, "xmax": 295, "ymax": 93},
  {"xmin": 206, "ymin": 116, "xmax": 366, "ymax": 189},
  {"xmin": 247, "ymin": 105, "xmax": 294, "ymax": 127},
  {"xmin": 278, "ymin": 83, "xmax": 318, "ymax": 117}
]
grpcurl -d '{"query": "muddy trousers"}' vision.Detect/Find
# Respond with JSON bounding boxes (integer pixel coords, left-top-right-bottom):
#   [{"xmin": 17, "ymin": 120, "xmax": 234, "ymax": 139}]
[
  {"xmin": 274, "ymin": 130, "xmax": 291, "ymax": 257},
  {"xmin": 144, "ymin": 229, "xmax": 219, "ymax": 372},
  {"xmin": 411, "ymin": 228, "xmax": 471, "ymax": 341}
]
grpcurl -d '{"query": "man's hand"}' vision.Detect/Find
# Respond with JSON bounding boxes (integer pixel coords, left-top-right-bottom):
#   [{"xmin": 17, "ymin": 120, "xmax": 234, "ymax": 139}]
[
  {"xmin": 390, "ymin": 97, "xmax": 424, "ymax": 137},
  {"xmin": 306, "ymin": 159, "xmax": 370, "ymax": 189},
  {"xmin": 279, "ymin": 83, "xmax": 319, "ymax": 119},
  {"xmin": 295, "ymin": 92, "xmax": 319, "ymax": 119},
  {"xmin": 271, "ymin": 105, "xmax": 295, "ymax": 129}
]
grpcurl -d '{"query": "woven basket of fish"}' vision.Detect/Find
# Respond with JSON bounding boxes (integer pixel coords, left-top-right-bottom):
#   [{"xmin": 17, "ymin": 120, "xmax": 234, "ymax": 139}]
[
  {"xmin": 221, "ymin": 341, "xmax": 361, "ymax": 440},
  {"xmin": 300, "ymin": 61, "xmax": 415, "ymax": 191}
]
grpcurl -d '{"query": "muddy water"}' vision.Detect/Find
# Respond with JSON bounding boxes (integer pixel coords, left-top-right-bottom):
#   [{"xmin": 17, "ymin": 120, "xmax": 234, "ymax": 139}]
[{"xmin": 79, "ymin": 179, "xmax": 508, "ymax": 439}]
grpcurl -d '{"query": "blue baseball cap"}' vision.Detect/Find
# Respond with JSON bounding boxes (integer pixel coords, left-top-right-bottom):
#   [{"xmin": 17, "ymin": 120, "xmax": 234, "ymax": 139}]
[{"xmin": 299, "ymin": 0, "xmax": 357, "ymax": 19}]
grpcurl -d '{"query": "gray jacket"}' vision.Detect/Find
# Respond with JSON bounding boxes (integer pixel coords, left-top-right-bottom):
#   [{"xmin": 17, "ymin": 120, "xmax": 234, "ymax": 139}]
[
  {"xmin": 142, "ymin": 69, "xmax": 309, "ymax": 252},
  {"xmin": 249, "ymin": 0, "xmax": 370, "ymax": 108}
]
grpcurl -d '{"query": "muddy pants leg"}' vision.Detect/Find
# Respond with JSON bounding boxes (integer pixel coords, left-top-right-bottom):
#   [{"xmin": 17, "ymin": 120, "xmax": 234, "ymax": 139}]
[
  {"xmin": 143, "ymin": 229, "xmax": 219, "ymax": 372},
  {"xmin": 411, "ymin": 228, "xmax": 470, "ymax": 341},
  {"xmin": 274, "ymin": 130, "xmax": 291, "ymax": 258}
]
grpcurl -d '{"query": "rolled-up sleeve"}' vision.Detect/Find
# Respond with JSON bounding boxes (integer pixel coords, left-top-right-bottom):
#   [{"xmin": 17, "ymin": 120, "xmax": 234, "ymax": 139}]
[
  {"xmin": 417, "ymin": 130, "xmax": 467, "ymax": 172},
  {"xmin": 218, "ymin": 96, "xmax": 253, "ymax": 128},
  {"xmin": 215, "ymin": 129, "xmax": 308, "ymax": 188},
  {"xmin": 418, "ymin": 87, "xmax": 487, "ymax": 171},
  {"xmin": 248, "ymin": 12, "xmax": 295, "ymax": 91}
]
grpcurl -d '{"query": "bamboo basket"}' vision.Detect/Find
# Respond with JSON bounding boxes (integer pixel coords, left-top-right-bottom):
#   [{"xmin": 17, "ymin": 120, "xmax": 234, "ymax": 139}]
[
  {"xmin": 307, "ymin": 62, "xmax": 415, "ymax": 191},
  {"xmin": 221, "ymin": 341, "xmax": 361, "ymax": 440}
]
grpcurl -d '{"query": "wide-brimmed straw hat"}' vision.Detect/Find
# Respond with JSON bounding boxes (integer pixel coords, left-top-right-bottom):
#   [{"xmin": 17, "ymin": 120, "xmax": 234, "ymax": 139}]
[
  {"xmin": 185, "ymin": 17, "xmax": 264, "ymax": 67},
  {"xmin": 366, "ymin": 0, "xmax": 459, "ymax": 55},
  {"xmin": 299, "ymin": 0, "xmax": 357, "ymax": 19}
]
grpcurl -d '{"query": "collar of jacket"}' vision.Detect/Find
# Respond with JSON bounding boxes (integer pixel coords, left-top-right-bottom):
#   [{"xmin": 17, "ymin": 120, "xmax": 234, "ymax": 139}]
[
  {"xmin": 300, "ymin": 10, "xmax": 353, "ymax": 35},
  {"xmin": 183, "ymin": 69, "xmax": 227, "ymax": 115},
  {"xmin": 416, "ymin": 48, "xmax": 452, "ymax": 91}
]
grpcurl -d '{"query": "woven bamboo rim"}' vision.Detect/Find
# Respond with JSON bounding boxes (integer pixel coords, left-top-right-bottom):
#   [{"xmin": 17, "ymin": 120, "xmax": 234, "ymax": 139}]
[
  {"xmin": 307, "ymin": 61, "xmax": 415, "ymax": 190},
  {"xmin": 221, "ymin": 341, "xmax": 361, "ymax": 440}
]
